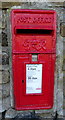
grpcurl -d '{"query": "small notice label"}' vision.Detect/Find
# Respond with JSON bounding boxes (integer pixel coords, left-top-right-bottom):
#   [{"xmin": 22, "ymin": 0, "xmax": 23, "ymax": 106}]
[{"xmin": 26, "ymin": 64, "xmax": 42, "ymax": 94}]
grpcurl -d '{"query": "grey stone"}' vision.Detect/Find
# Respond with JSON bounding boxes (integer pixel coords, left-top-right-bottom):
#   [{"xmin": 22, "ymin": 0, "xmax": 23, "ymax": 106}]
[
  {"xmin": 63, "ymin": 99, "xmax": 65, "ymax": 109},
  {"xmin": 0, "ymin": 65, "xmax": 9, "ymax": 71},
  {"xmin": 0, "ymin": 96, "xmax": 10, "ymax": 112},
  {"xmin": 0, "ymin": 65, "xmax": 10, "ymax": 84},
  {"xmin": 60, "ymin": 22, "xmax": 65, "ymax": 37},
  {"xmin": 5, "ymin": 108, "xmax": 33, "ymax": 119},
  {"xmin": 0, "ymin": 49, "xmax": 9, "ymax": 65},
  {"xmin": 0, "ymin": 71, "xmax": 2, "ymax": 84},
  {"xmin": 0, "ymin": 82, "xmax": 10, "ymax": 98},
  {"xmin": 63, "ymin": 109, "xmax": 65, "ymax": 117},
  {"xmin": 63, "ymin": 42, "xmax": 65, "ymax": 63},
  {"xmin": 2, "ymin": 70, "xmax": 9, "ymax": 84},
  {"xmin": 2, "ymin": 31, "xmax": 8, "ymax": 46},
  {"xmin": 5, "ymin": 108, "xmax": 17, "ymax": 118},
  {"xmin": 0, "ymin": 99, "xmax": 2, "ymax": 112},
  {"xmin": 63, "ymin": 63, "xmax": 65, "ymax": 71},
  {"xmin": 0, "ymin": 65, "xmax": 2, "ymax": 71},
  {"xmin": 0, "ymin": 113, "xmax": 2, "ymax": 119},
  {"xmin": 35, "ymin": 110, "xmax": 53, "ymax": 118},
  {"xmin": 0, "ymin": 51, "xmax": 2, "ymax": 65},
  {"xmin": 63, "ymin": 71, "xmax": 65, "ymax": 98},
  {"xmin": 2, "ymin": 52, "xmax": 9, "ymax": 65},
  {"xmin": 2, "ymin": 47, "xmax": 9, "ymax": 53},
  {"xmin": 57, "ymin": 90, "xmax": 63, "ymax": 116}
]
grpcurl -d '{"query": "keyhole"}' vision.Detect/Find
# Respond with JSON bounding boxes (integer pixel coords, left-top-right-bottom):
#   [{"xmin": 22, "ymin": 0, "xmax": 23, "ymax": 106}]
[{"xmin": 22, "ymin": 80, "xmax": 24, "ymax": 83}]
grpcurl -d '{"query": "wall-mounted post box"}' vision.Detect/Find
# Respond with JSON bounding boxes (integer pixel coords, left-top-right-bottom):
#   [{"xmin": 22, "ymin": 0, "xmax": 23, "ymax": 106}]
[{"xmin": 11, "ymin": 9, "xmax": 56, "ymax": 110}]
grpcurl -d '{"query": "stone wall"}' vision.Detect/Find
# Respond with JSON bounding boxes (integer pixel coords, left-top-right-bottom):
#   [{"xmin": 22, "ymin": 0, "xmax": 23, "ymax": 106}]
[{"xmin": 0, "ymin": 2, "xmax": 65, "ymax": 119}]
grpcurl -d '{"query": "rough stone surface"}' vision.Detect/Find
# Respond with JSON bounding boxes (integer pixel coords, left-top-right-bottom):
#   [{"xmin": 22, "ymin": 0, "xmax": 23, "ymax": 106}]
[
  {"xmin": 2, "ymin": 52, "xmax": 9, "ymax": 65},
  {"xmin": 35, "ymin": 110, "xmax": 54, "ymax": 118},
  {"xmin": 2, "ymin": 31, "xmax": 8, "ymax": 46},
  {"xmin": 63, "ymin": 109, "xmax": 65, "ymax": 117},
  {"xmin": 0, "ymin": 65, "xmax": 2, "ymax": 71},
  {"xmin": 63, "ymin": 99, "xmax": 65, "ymax": 109},
  {"xmin": 0, "ymin": 82, "xmax": 10, "ymax": 98},
  {"xmin": 0, "ymin": 99, "xmax": 2, "ymax": 113},
  {"xmin": 0, "ymin": 51, "xmax": 2, "ymax": 65},
  {"xmin": 0, "ymin": 65, "xmax": 9, "ymax": 71},
  {"xmin": 63, "ymin": 62, "xmax": 65, "ymax": 71},
  {"xmin": 2, "ymin": 70, "xmax": 9, "ymax": 84},
  {"xmin": 63, "ymin": 71, "xmax": 65, "ymax": 84},
  {"xmin": 0, "ymin": 65, "xmax": 9, "ymax": 84},
  {"xmin": 0, "ymin": 96, "xmax": 10, "ymax": 112},
  {"xmin": 60, "ymin": 23, "xmax": 65, "ymax": 37},
  {"xmin": 63, "ymin": 42, "xmax": 65, "ymax": 56},
  {"xmin": 5, "ymin": 108, "xmax": 18, "ymax": 118},
  {"xmin": 0, "ymin": 113, "xmax": 2, "ymax": 119},
  {"xmin": 5, "ymin": 109, "xmax": 33, "ymax": 119},
  {"xmin": 0, "ymin": 71, "xmax": 2, "ymax": 84}
]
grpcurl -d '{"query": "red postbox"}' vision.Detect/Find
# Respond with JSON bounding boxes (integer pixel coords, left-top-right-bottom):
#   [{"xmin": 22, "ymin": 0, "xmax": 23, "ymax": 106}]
[{"xmin": 11, "ymin": 9, "xmax": 56, "ymax": 110}]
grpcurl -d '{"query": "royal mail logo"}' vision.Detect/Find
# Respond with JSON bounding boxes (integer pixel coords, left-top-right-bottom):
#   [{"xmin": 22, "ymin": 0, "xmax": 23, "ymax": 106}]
[{"xmin": 16, "ymin": 16, "xmax": 53, "ymax": 24}]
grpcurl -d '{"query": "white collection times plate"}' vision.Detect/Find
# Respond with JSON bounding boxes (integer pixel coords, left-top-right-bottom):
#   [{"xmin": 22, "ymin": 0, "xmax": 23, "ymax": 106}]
[{"xmin": 26, "ymin": 64, "xmax": 42, "ymax": 94}]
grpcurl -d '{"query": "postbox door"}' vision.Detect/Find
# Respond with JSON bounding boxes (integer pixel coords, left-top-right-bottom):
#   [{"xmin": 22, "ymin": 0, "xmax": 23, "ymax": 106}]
[{"xmin": 12, "ymin": 53, "xmax": 55, "ymax": 110}]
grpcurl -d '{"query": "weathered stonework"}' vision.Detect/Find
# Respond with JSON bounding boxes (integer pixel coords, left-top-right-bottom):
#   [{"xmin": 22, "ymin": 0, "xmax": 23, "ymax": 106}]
[
  {"xmin": 5, "ymin": 108, "xmax": 18, "ymax": 118},
  {"xmin": 0, "ymin": 113, "xmax": 2, "ymax": 119},
  {"xmin": 0, "ymin": 51, "xmax": 2, "ymax": 65},
  {"xmin": 2, "ymin": 52, "xmax": 9, "ymax": 65},
  {"xmin": 0, "ymin": 83, "xmax": 10, "ymax": 98},
  {"xmin": 60, "ymin": 22, "xmax": 65, "ymax": 37},
  {"xmin": 2, "ymin": 96, "xmax": 10, "ymax": 112}
]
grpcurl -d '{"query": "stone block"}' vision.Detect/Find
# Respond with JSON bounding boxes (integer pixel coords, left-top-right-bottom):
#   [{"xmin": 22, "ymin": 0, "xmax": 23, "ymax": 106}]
[
  {"xmin": 2, "ymin": 70, "xmax": 10, "ymax": 84},
  {"xmin": 0, "ymin": 96, "xmax": 10, "ymax": 112},
  {"xmin": 63, "ymin": 41, "xmax": 65, "ymax": 54},
  {"xmin": 2, "ymin": 47, "xmax": 9, "ymax": 55},
  {"xmin": 5, "ymin": 109, "xmax": 34, "ymax": 119},
  {"xmin": 2, "ymin": 52, "xmax": 9, "ymax": 65},
  {"xmin": 0, "ymin": 51, "xmax": 9, "ymax": 65},
  {"xmin": 1, "ymin": 2, "xmax": 21, "ymax": 9},
  {"xmin": 62, "ymin": 63, "xmax": 65, "ymax": 71},
  {"xmin": 35, "ymin": 110, "xmax": 53, "ymax": 118},
  {"xmin": 0, "ymin": 113, "xmax": 2, "ymax": 119},
  {"xmin": 62, "ymin": 44, "xmax": 65, "ymax": 70},
  {"xmin": 57, "ymin": 90, "xmax": 63, "ymax": 116},
  {"xmin": 5, "ymin": 108, "xmax": 17, "ymax": 118},
  {"xmin": 0, "ymin": 99, "xmax": 2, "ymax": 113},
  {"xmin": 0, "ymin": 65, "xmax": 9, "ymax": 71},
  {"xmin": 0, "ymin": 65, "xmax": 2, "ymax": 71},
  {"xmin": 0, "ymin": 69, "xmax": 9, "ymax": 84},
  {"xmin": 0, "ymin": 71, "xmax": 2, "ymax": 84},
  {"xmin": 63, "ymin": 109, "xmax": 65, "ymax": 117},
  {"xmin": 0, "ymin": 82, "xmax": 10, "ymax": 98},
  {"xmin": 2, "ymin": 32, "xmax": 8, "ymax": 46},
  {"xmin": 0, "ymin": 51, "xmax": 2, "ymax": 65},
  {"xmin": 63, "ymin": 71, "xmax": 65, "ymax": 98},
  {"xmin": 63, "ymin": 99, "xmax": 65, "ymax": 109},
  {"xmin": 60, "ymin": 22, "xmax": 65, "ymax": 37}
]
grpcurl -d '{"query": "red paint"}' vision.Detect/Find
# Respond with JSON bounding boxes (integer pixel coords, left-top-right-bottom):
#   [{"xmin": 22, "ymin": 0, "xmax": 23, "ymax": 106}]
[{"xmin": 11, "ymin": 9, "xmax": 56, "ymax": 110}]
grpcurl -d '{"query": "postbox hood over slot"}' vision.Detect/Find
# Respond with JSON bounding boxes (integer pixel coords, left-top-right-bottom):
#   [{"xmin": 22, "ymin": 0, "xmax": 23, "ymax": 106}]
[
  {"xmin": 11, "ymin": 9, "xmax": 56, "ymax": 54},
  {"xmin": 11, "ymin": 9, "xmax": 56, "ymax": 31}
]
